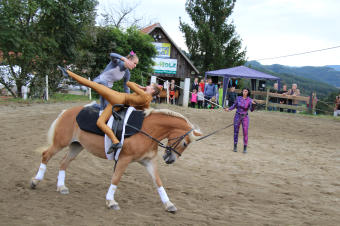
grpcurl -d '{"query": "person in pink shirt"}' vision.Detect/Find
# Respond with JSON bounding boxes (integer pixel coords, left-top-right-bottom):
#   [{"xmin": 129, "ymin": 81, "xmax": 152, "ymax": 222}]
[{"xmin": 190, "ymin": 89, "xmax": 198, "ymax": 108}]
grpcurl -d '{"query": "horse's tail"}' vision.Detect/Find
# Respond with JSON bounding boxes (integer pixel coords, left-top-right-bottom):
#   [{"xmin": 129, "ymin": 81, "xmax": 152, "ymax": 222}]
[{"xmin": 47, "ymin": 110, "xmax": 66, "ymax": 145}]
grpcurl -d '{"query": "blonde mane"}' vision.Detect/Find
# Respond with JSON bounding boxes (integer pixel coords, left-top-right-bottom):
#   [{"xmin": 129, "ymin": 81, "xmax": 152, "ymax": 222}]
[{"xmin": 144, "ymin": 108, "xmax": 194, "ymax": 128}]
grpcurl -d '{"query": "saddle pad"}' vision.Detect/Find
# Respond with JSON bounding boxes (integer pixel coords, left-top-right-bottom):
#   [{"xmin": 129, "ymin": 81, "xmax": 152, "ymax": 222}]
[
  {"xmin": 76, "ymin": 106, "xmax": 145, "ymax": 138},
  {"xmin": 125, "ymin": 110, "xmax": 145, "ymax": 138},
  {"xmin": 76, "ymin": 106, "xmax": 104, "ymax": 136}
]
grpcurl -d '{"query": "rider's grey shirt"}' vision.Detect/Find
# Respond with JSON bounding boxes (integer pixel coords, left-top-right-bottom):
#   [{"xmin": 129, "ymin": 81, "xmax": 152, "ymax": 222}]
[{"xmin": 94, "ymin": 53, "xmax": 131, "ymax": 93}]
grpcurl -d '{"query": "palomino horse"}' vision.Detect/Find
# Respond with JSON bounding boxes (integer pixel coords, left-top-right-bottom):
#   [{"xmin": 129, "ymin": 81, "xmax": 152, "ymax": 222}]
[{"xmin": 30, "ymin": 104, "xmax": 202, "ymax": 213}]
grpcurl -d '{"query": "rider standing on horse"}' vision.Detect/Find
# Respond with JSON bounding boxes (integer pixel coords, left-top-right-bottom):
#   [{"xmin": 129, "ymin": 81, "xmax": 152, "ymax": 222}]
[
  {"xmin": 93, "ymin": 51, "xmax": 138, "ymax": 110},
  {"xmin": 58, "ymin": 66, "xmax": 161, "ymax": 154}
]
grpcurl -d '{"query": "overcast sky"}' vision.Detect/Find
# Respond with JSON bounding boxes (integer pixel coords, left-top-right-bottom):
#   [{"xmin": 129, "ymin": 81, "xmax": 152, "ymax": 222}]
[{"xmin": 97, "ymin": 0, "xmax": 340, "ymax": 67}]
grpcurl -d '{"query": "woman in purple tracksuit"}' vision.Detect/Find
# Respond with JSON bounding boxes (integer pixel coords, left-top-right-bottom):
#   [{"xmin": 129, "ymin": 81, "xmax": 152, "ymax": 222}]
[{"xmin": 225, "ymin": 88, "xmax": 256, "ymax": 153}]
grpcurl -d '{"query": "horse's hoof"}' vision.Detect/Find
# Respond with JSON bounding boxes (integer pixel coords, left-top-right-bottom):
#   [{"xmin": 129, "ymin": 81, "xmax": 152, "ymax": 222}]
[
  {"xmin": 57, "ymin": 185, "xmax": 69, "ymax": 194},
  {"xmin": 164, "ymin": 201, "xmax": 177, "ymax": 213},
  {"xmin": 106, "ymin": 200, "xmax": 120, "ymax": 210},
  {"xmin": 30, "ymin": 178, "xmax": 40, "ymax": 189}
]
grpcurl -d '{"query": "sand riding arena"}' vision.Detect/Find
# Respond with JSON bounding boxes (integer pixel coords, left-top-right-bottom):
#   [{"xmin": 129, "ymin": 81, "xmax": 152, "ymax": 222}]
[{"xmin": 0, "ymin": 102, "xmax": 339, "ymax": 225}]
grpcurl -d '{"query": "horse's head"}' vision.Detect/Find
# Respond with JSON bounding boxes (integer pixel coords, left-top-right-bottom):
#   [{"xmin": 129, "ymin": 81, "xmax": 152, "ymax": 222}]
[
  {"xmin": 163, "ymin": 127, "xmax": 202, "ymax": 164},
  {"xmin": 144, "ymin": 108, "xmax": 203, "ymax": 164}
]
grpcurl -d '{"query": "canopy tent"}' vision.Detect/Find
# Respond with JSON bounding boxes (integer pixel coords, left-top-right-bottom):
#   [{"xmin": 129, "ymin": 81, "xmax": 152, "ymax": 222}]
[{"xmin": 205, "ymin": 66, "xmax": 280, "ymax": 107}]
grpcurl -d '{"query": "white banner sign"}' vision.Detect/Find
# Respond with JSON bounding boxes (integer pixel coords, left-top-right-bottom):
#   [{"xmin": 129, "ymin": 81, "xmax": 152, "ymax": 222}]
[{"xmin": 153, "ymin": 58, "xmax": 177, "ymax": 74}]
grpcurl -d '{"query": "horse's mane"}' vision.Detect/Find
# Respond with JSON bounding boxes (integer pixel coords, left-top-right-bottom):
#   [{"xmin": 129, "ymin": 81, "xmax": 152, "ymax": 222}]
[{"xmin": 144, "ymin": 108, "xmax": 194, "ymax": 128}]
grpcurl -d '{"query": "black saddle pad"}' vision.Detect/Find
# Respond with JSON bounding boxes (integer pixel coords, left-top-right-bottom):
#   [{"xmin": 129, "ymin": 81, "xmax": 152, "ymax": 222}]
[
  {"xmin": 76, "ymin": 106, "xmax": 145, "ymax": 139},
  {"xmin": 124, "ymin": 110, "xmax": 145, "ymax": 138},
  {"xmin": 76, "ymin": 106, "xmax": 104, "ymax": 136}
]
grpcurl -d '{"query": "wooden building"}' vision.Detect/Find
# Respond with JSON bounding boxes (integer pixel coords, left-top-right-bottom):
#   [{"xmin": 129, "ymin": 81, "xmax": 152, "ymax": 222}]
[{"xmin": 141, "ymin": 23, "xmax": 199, "ymax": 106}]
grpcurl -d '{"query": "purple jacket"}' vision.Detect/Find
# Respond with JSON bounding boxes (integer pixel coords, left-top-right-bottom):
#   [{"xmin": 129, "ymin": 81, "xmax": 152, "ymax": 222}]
[{"xmin": 229, "ymin": 96, "xmax": 254, "ymax": 114}]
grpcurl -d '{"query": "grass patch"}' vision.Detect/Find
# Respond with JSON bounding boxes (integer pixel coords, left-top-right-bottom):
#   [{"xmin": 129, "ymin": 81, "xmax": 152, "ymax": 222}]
[
  {"xmin": 50, "ymin": 93, "xmax": 94, "ymax": 102},
  {"xmin": 0, "ymin": 93, "xmax": 97, "ymax": 105}
]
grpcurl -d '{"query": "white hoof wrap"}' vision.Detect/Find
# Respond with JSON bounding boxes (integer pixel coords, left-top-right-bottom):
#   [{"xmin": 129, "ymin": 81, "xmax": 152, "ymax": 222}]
[
  {"xmin": 106, "ymin": 200, "xmax": 120, "ymax": 210},
  {"xmin": 30, "ymin": 177, "xmax": 40, "ymax": 189},
  {"xmin": 57, "ymin": 185, "xmax": 69, "ymax": 194},
  {"xmin": 164, "ymin": 201, "xmax": 177, "ymax": 213},
  {"xmin": 34, "ymin": 163, "xmax": 47, "ymax": 180}
]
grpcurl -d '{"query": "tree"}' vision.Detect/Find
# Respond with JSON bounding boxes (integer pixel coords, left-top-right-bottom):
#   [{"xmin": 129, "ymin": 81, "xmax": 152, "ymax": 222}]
[
  {"xmin": 99, "ymin": 0, "xmax": 140, "ymax": 29},
  {"xmin": 179, "ymin": 0, "xmax": 246, "ymax": 73},
  {"xmin": 74, "ymin": 26, "xmax": 156, "ymax": 93},
  {"xmin": 0, "ymin": 0, "xmax": 98, "ymax": 97}
]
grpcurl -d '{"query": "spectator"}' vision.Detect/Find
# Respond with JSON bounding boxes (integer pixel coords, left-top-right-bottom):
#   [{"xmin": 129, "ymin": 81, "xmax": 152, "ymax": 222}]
[
  {"xmin": 170, "ymin": 79, "xmax": 175, "ymax": 87},
  {"xmin": 197, "ymin": 86, "xmax": 204, "ymax": 109},
  {"xmin": 334, "ymin": 95, "xmax": 340, "ymax": 117},
  {"xmin": 208, "ymin": 96, "xmax": 218, "ymax": 109},
  {"xmin": 169, "ymin": 83, "xmax": 177, "ymax": 105},
  {"xmin": 278, "ymin": 84, "xmax": 288, "ymax": 112},
  {"xmin": 199, "ymin": 79, "xmax": 205, "ymax": 93},
  {"xmin": 269, "ymin": 82, "xmax": 279, "ymax": 111},
  {"xmin": 215, "ymin": 83, "xmax": 220, "ymax": 105},
  {"xmin": 191, "ymin": 77, "xmax": 199, "ymax": 92},
  {"xmin": 287, "ymin": 83, "xmax": 300, "ymax": 113},
  {"xmin": 204, "ymin": 78, "xmax": 216, "ymax": 108},
  {"xmin": 218, "ymin": 82, "xmax": 224, "ymax": 106},
  {"xmin": 227, "ymin": 86, "xmax": 238, "ymax": 107},
  {"xmin": 190, "ymin": 89, "xmax": 198, "ymax": 108}
]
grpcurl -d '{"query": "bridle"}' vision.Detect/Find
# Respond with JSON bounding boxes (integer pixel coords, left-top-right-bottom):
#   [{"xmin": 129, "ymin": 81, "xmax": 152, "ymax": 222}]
[
  {"xmin": 126, "ymin": 123, "xmax": 193, "ymax": 156},
  {"xmin": 164, "ymin": 128, "xmax": 194, "ymax": 156}
]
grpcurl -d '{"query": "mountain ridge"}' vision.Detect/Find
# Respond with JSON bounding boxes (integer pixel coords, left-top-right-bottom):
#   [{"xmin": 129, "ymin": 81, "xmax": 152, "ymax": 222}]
[{"xmin": 245, "ymin": 61, "xmax": 339, "ymax": 97}]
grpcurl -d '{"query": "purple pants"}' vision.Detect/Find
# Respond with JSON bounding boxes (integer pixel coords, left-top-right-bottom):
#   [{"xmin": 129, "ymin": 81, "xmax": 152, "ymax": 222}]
[{"xmin": 233, "ymin": 113, "xmax": 249, "ymax": 146}]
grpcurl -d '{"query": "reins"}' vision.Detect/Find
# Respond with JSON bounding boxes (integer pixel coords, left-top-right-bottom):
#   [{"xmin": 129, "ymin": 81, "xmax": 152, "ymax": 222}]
[{"xmin": 125, "ymin": 123, "xmax": 193, "ymax": 157}]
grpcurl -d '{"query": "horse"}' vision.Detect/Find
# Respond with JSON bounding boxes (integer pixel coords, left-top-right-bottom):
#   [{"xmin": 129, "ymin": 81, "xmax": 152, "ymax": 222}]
[{"xmin": 30, "ymin": 104, "xmax": 202, "ymax": 213}]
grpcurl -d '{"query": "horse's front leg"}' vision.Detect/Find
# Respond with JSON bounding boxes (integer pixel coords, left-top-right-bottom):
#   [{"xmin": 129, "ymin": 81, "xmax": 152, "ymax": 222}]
[
  {"xmin": 106, "ymin": 155, "xmax": 132, "ymax": 210},
  {"xmin": 142, "ymin": 158, "xmax": 177, "ymax": 213}
]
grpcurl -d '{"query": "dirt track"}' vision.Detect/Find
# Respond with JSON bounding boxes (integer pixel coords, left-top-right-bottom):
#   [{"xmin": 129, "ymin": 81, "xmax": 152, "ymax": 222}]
[{"xmin": 0, "ymin": 101, "xmax": 339, "ymax": 225}]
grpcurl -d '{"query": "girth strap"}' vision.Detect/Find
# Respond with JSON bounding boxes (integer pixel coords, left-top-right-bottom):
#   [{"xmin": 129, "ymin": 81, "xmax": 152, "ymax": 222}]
[{"xmin": 111, "ymin": 105, "xmax": 128, "ymax": 141}]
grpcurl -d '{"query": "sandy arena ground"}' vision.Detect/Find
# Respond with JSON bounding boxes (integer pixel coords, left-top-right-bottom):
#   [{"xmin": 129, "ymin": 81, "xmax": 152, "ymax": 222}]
[{"xmin": 0, "ymin": 101, "xmax": 339, "ymax": 225}]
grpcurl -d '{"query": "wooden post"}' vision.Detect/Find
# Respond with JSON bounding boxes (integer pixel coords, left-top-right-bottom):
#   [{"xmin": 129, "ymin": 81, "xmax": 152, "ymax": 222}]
[
  {"xmin": 45, "ymin": 75, "xmax": 49, "ymax": 101},
  {"xmin": 88, "ymin": 77, "xmax": 92, "ymax": 100},
  {"xmin": 265, "ymin": 88, "xmax": 269, "ymax": 111},
  {"xmin": 308, "ymin": 92, "xmax": 313, "ymax": 114},
  {"xmin": 312, "ymin": 92, "xmax": 317, "ymax": 115},
  {"xmin": 165, "ymin": 80, "xmax": 169, "ymax": 104},
  {"xmin": 183, "ymin": 78, "xmax": 190, "ymax": 107}
]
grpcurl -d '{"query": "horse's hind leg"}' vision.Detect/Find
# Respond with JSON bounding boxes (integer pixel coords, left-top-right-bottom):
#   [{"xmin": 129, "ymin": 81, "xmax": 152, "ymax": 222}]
[
  {"xmin": 56, "ymin": 142, "xmax": 83, "ymax": 194},
  {"xmin": 31, "ymin": 144, "xmax": 64, "ymax": 189},
  {"xmin": 141, "ymin": 158, "xmax": 177, "ymax": 213}
]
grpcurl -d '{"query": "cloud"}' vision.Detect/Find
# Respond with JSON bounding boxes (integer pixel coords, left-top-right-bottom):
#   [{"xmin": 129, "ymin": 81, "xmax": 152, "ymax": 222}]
[
  {"xmin": 97, "ymin": 0, "xmax": 340, "ymax": 66},
  {"xmin": 232, "ymin": 0, "xmax": 340, "ymax": 66}
]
